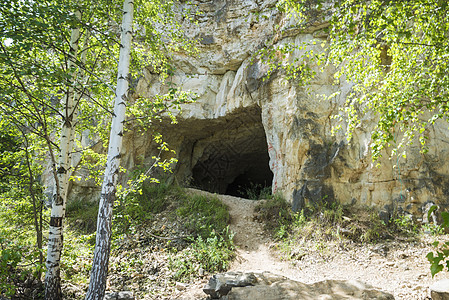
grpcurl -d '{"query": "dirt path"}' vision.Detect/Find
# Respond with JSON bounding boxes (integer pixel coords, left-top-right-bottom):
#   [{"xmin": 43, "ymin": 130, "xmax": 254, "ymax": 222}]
[
  {"xmin": 222, "ymin": 194, "xmax": 301, "ymax": 280},
  {"xmin": 178, "ymin": 190, "xmax": 449, "ymax": 299}
]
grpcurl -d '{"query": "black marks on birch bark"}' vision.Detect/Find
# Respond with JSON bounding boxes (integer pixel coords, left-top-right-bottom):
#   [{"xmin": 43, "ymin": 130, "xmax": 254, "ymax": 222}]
[{"xmin": 50, "ymin": 216, "xmax": 63, "ymax": 227}]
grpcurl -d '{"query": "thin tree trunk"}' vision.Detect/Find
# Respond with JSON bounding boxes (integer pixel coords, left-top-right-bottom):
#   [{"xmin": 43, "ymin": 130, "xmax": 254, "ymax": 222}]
[
  {"xmin": 85, "ymin": 0, "xmax": 133, "ymax": 299},
  {"xmin": 45, "ymin": 11, "xmax": 81, "ymax": 299}
]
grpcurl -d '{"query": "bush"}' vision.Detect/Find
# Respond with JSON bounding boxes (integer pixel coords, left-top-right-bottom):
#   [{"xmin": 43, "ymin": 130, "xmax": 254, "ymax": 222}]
[
  {"xmin": 255, "ymin": 194, "xmax": 292, "ymax": 233},
  {"xmin": 0, "ymin": 233, "xmax": 44, "ymax": 299},
  {"xmin": 0, "ymin": 236, "xmax": 22, "ymax": 297},
  {"xmin": 238, "ymin": 183, "xmax": 272, "ymax": 200},
  {"xmin": 256, "ymin": 195, "xmax": 434, "ymax": 262},
  {"xmin": 427, "ymin": 209, "xmax": 449, "ymax": 277},
  {"xmin": 177, "ymin": 194, "xmax": 229, "ymax": 238},
  {"xmin": 110, "ymin": 180, "xmax": 235, "ymax": 282},
  {"xmin": 169, "ymin": 227, "xmax": 234, "ymax": 281},
  {"xmin": 113, "ymin": 180, "xmax": 184, "ymax": 234}
]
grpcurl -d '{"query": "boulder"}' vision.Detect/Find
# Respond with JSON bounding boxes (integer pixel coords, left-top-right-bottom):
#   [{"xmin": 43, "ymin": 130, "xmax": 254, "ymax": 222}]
[{"xmin": 204, "ymin": 272, "xmax": 394, "ymax": 300}]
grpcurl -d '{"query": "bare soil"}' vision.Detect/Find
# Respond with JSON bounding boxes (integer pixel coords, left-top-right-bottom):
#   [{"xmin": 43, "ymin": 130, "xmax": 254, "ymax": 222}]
[{"xmin": 177, "ymin": 190, "xmax": 449, "ymax": 300}]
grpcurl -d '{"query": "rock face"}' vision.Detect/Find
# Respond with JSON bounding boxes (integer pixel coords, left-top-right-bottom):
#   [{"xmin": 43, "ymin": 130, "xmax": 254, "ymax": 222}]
[
  {"xmin": 73, "ymin": 0, "xmax": 449, "ymax": 217},
  {"xmin": 203, "ymin": 272, "xmax": 394, "ymax": 300}
]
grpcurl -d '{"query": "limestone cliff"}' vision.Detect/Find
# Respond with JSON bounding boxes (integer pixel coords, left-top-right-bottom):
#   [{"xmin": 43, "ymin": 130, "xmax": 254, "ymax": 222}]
[{"xmin": 77, "ymin": 0, "xmax": 449, "ymax": 220}]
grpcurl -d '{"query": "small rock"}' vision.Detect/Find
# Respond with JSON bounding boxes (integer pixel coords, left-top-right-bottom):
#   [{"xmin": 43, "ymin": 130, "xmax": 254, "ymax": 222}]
[
  {"xmin": 418, "ymin": 273, "xmax": 427, "ymax": 279},
  {"xmin": 104, "ymin": 291, "xmax": 134, "ymax": 300},
  {"xmin": 372, "ymin": 245, "xmax": 389, "ymax": 257},
  {"xmin": 176, "ymin": 282, "xmax": 188, "ymax": 291},
  {"xmin": 203, "ymin": 272, "xmax": 257, "ymax": 299},
  {"xmin": 385, "ymin": 262, "xmax": 395, "ymax": 267},
  {"xmin": 431, "ymin": 279, "xmax": 449, "ymax": 300}
]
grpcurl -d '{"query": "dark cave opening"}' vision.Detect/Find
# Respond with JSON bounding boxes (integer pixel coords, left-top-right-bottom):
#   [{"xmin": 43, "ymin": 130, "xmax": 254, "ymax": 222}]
[
  {"xmin": 224, "ymin": 152, "xmax": 273, "ymax": 199},
  {"xmin": 190, "ymin": 107, "xmax": 273, "ymax": 199}
]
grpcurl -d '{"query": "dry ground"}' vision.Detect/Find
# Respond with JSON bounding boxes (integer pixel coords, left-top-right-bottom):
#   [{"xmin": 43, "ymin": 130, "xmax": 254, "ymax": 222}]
[{"xmin": 177, "ymin": 190, "xmax": 449, "ymax": 300}]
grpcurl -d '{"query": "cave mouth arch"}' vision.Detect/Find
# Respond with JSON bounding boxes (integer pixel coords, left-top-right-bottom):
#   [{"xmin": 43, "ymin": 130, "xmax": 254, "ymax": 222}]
[{"xmin": 190, "ymin": 107, "xmax": 273, "ymax": 199}]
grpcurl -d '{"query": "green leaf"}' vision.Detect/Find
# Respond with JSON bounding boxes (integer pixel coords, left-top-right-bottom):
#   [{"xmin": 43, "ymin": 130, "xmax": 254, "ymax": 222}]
[
  {"xmin": 431, "ymin": 263, "xmax": 444, "ymax": 277},
  {"xmin": 428, "ymin": 205, "xmax": 438, "ymax": 221},
  {"xmin": 442, "ymin": 212, "xmax": 449, "ymax": 228}
]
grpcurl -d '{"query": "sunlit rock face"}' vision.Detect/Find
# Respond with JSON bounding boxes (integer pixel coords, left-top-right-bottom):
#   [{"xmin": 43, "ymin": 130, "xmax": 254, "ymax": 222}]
[{"xmin": 100, "ymin": 0, "xmax": 449, "ymax": 219}]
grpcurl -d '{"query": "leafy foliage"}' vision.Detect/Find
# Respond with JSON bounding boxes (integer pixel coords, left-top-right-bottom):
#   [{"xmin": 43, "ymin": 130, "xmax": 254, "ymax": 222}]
[
  {"xmin": 112, "ymin": 180, "xmax": 234, "ymax": 281},
  {"xmin": 0, "ymin": 231, "xmax": 45, "ymax": 298},
  {"xmin": 277, "ymin": 0, "xmax": 449, "ymax": 160},
  {"xmin": 427, "ymin": 210, "xmax": 449, "ymax": 277},
  {"xmin": 176, "ymin": 193, "xmax": 230, "ymax": 238},
  {"xmin": 0, "ymin": 0, "xmax": 198, "ymax": 297},
  {"xmin": 169, "ymin": 227, "xmax": 234, "ymax": 281},
  {"xmin": 237, "ymin": 182, "xmax": 273, "ymax": 200},
  {"xmin": 0, "ymin": 235, "xmax": 23, "ymax": 297},
  {"xmin": 255, "ymin": 194, "xmax": 435, "ymax": 262},
  {"xmin": 0, "ymin": 121, "xmax": 47, "ymax": 299}
]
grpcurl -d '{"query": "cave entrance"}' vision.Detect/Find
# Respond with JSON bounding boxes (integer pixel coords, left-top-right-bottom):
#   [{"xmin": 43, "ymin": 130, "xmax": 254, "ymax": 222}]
[{"xmin": 190, "ymin": 107, "xmax": 273, "ymax": 199}]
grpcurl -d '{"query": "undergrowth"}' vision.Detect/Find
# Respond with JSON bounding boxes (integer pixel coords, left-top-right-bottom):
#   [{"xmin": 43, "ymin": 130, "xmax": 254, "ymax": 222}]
[
  {"xmin": 66, "ymin": 198, "xmax": 99, "ymax": 234},
  {"xmin": 30, "ymin": 179, "xmax": 235, "ymax": 299},
  {"xmin": 238, "ymin": 183, "xmax": 272, "ymax": 200},
  {"xmin": 0, "ymin": 196, "xmax": 47, "ymax": 299},
  {"xmin": 168, "ymin": 226, "xmax": 234, "ymax": 281},
  {"xmin": 112, "ymin": 180, "xmax": 235, "ymax": 282},
  {"xmin": 255, "ymin": 195, "xmax": 437, "ymax": 261}
]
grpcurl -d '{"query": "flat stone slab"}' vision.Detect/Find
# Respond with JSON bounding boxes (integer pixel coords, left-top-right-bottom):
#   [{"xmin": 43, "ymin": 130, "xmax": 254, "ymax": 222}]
[{"xmin": 204, "ymin": 272, "xmax": 394, "ymax": 299}]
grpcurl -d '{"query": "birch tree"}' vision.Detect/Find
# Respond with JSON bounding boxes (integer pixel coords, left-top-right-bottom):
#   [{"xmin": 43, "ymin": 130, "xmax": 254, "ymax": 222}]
[
  {"xmin": 85, "ymin": 0, "xmax": 198, "ymax": 297},
  {"xmin": 85, "ymin": 0, "xmax": 133, "ymax": 298},
  {"xmin": 2, "ymin": 0, "xmax": 194, "ymax": 297},
  {"xmin": 44, "ymin": 12, "xmax": 82, "ymax": 299},
  {"xmin": 1, "ymin": 1, "xmax": 120, "ymax": 297}
]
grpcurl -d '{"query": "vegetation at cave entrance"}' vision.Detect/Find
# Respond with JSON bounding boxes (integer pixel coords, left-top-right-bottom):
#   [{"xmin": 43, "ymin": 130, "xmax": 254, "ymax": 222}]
[{"xmin": 255, "ymin": 195, "xmax": 446, "ymax": 263}]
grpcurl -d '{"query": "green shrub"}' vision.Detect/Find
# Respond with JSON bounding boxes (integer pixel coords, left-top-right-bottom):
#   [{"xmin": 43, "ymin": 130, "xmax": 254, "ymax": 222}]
[
  {"xmin": 239, "ymin": 183, "xmax": 272, "ymax": 200},
  {"xmin": 393, "ymin": 214, "xmax": 418, "ymax": 235},
  {"xmin": 113, "ymin": 180, "xmax": 184, "ymax": 234},
  {"xmin": 427, "ymin": 209, "xmax": 449, "ymax": 277},
  {"xmin": 0, "ymin": 236, "xmax": 22, "ymax": 297},
  {"xmin": 255, "ymin": 194, "xmax": 292, "ymax": 233},
  {"xmin": 0, "ymin": 232, "xmax": 44, "ymax": 298},
  {"xmin": 257, "ymin": 195, "xmax": 433, "ymax": 263},
  {"xmin": 177, "ymin": 194, "xmax": 229, "ymax": 238},
  {"xmin": 169, "ymin": 227, "xmax": 234, "ymax": 281}
]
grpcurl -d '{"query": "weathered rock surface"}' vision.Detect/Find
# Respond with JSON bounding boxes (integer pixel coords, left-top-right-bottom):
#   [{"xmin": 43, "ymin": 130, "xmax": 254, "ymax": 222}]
[
  {"xmin": 431, "ymin": 279, "xmax": 449, "ymax": 300},
  {"xmin": 204, "ymin": 272, "xmax": 258, "ymax": 298},
  {"xmin": 203, "ymin": 272, "xmax": 394, "ymax": 300},
  {"xmin": 69, "ymin": 0, "xmax": 449, "ymax": 217}
]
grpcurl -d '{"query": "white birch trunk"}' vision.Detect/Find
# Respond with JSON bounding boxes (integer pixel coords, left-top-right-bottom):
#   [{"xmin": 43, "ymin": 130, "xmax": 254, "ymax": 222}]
[
  {"xmin": 85, "ymin": 0, "xmax": 133, "ymax": 298},
  {"xmin": 45, "ymin": 11, "xmax": 81, "ymax": 299}
]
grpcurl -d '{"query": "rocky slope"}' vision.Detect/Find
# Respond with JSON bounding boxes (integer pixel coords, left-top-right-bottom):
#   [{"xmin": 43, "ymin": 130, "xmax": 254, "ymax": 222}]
[{"xmin": 177, "ymin": 190, "xmax": 449, "ymax": 300}]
